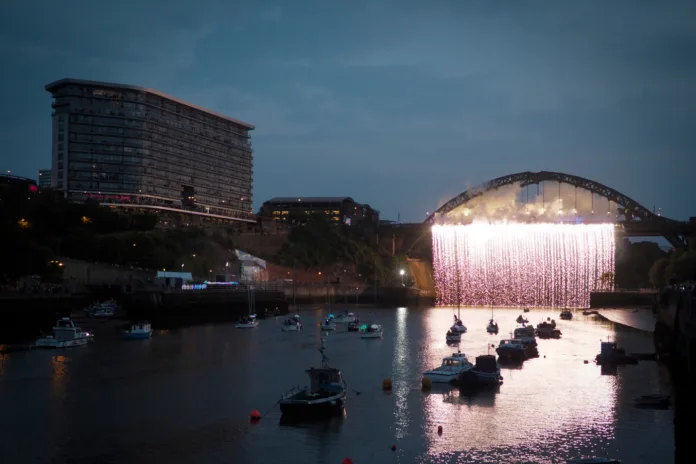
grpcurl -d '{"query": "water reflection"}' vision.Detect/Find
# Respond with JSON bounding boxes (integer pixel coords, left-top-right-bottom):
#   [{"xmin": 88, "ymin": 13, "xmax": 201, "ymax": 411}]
[
  {"xmin": 50, "ymin": 355, "xmax": 70, "ymax": 401},
  {"xmin": 392, "ymin": 306, "xmax": 411, "ymax": 441}
]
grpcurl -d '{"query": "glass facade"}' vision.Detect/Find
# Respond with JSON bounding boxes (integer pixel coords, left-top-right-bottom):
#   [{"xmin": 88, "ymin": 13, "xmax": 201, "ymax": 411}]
[
  {"xmin": 46, "ymin": 79, "xmax": 254, "ymax": 221},
  {"xmin": 38, "ymin": 169, "xmax": 52, "ymax": 189}
]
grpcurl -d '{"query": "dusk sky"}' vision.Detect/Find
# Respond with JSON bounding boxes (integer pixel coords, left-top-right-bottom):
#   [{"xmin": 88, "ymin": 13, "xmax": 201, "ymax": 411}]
[{"xmin": 1, "ymin": 0, "xmax": 694, "ymax": 222}]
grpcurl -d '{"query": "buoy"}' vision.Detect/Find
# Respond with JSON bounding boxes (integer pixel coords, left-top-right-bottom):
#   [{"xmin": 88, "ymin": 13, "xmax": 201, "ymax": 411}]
[
  {"xmin": 584, "ymin": 360, "xmax": 589, "ymax": 364},
  {"xmin": 391, "ymin": 444, "xmax": 397, "ymax": 451},
  {"xmin": 437, "ymin": 425, "xmax": 443, "ymax": 435},
  {"xmin": 342, "ymin": 459, "xmax": 353, "ymax": 464},
  {"xmin": 382, "ymin": 378, "xmax": 392, "ymax": 390},
  {"xmin": 250, "ymin": 410, "xmax": 261, "ymax": 420},
  {"xmin": 421, "ymin": 377, "xmax": 432, "ymax": 390},
  {"xmin": 543, "ymin": 355, "xmax": 546, "ymax": 358}
]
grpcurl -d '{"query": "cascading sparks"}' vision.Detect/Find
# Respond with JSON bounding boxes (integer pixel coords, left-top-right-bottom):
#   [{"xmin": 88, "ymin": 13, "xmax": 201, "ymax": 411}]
[{"xmin": 431, "ymin": 223, "xmax": 615, "ymax": 308}]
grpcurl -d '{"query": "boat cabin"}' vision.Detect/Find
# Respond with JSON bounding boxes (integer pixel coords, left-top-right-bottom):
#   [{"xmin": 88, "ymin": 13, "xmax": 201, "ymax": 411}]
[
  {"xmin": 475, "ymin": 355, "xmax": 498, "ymax": 373},
  {"xmin": 306, "ymin": 367, "xmax": 344, "ymax": 395},
  {"xmin": 498, "ymin": 339, "xmax": 524, "ymax": 349},
  {"xmin": 53, "ymin": 318, "xmax": 83, "ymax": 341},
  {"xmin": 130, "ymin": 322, "xmax": 151, "ymax": 332},
  {"xmin": 442, "ymin": 353, "xmax": 469, "ymax": 368}
]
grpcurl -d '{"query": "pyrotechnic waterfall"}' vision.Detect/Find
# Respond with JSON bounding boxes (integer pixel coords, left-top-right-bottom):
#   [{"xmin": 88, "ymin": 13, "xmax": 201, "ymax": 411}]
[{"xmin": 431, "ymin": 223, "xmax": 615, "ymax": 308}]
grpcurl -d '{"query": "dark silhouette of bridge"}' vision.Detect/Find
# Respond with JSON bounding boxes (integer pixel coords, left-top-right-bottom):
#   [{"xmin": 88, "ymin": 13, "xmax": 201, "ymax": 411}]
[{"xmin": 380, "ymin": 171, "xmax": 695, "ymax": 254}]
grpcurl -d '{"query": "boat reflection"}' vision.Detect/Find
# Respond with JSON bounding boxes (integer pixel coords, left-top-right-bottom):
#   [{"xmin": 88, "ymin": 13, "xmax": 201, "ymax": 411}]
[{"xmin": 447, "ymin": 386, "xmax": 498, "ymax": 408}]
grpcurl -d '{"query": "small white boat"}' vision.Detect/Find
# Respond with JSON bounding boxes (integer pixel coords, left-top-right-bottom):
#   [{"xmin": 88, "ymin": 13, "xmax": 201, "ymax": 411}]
[
  {"xmin": 451, "ymin": 319, "xmax": 467, "ymax": 333},
  {"xmin": 282, "ymin": 317, "xmax": 302, "ymax": 332},
  {"xmin": 423, "ymin": 352, "xmax": 474, "ymax": 383},
  {"xmin": 359, "ymin": 324, "xmax": 383, "ymax": 338},
  {"xmin": 486, "ymin": 319, "xmax": 499, "ymax": 334},
  {"xmin": 332, "ymin": 311, "xmax": 357, "ymax": 324},
  {"xmin": 35, "ymin": 318, "xmax": 93, "ymax": 348},
  {"xmin": 124, "ymin": 321, "xmax": 152, "ymax": 339},
  {"xmin": 446, "ymin": 329, "xmax": 461, "ymax": 343},
  {"xmin": 235, "ymin": 314, "xmax": 258, "ymax": 329},
  {"xmin": 321, "ymin": 319, "xmax": 336, "ymax": 331}
]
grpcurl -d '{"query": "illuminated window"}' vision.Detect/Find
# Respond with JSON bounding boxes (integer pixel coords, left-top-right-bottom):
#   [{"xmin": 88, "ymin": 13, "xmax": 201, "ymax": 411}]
[
  {"xmin": 272, "ymin": 210, "xmax": 281, "ymax": 215},
  {"xmin": 281, "ymin": 210, "xmax": 289, "ymax": 215},
  {"xmin": 332, "ymin": 216, "xmax": 340, "ymax": 221},
  {"xmin": 332, "ymin": 210, "xmax": 340, "ymax": 214}
]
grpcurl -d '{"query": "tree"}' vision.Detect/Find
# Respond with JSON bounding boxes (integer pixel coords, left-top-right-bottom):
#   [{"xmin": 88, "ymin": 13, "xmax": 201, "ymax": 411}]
[{"xmin": 649, "ymin": 258, "xmax": 670, "ymax": 288}]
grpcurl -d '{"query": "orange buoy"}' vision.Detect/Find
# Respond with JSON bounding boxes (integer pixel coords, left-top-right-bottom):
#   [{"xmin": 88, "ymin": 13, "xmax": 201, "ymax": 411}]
[
  {"xmin": 250, "ymin": 410, "xmax": 261, "ymax": 420},
  {"xmin": 391, "ymin": 444, "xmax": 397, "ymax": 451},
  {"xmin": 342, "ymin": 459, "xmax": 353, "ymax": 464},
  {"xmin": 437, "ymin": 425, "xmax": 443, "ymax": 435}
]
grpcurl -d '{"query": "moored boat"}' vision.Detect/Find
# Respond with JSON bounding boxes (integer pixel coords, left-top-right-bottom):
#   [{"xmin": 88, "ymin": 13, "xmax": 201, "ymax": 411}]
[
  {"xmin": 332, "ymin": 310, "xmax": 357, "ymax": 324},
  {"xmin": 446, "ymin": 329, "xmax": 461, "ymax": 343},
  {"xmin": 424, "ymin": 351, "xmax": 474, "ymax": 384},
  {"xmin": 35, "ymin": 318, "xmax": 93, "ymax": 348},
  {"xmin": 595, "ymin": 341, "xmax": 638, "ymax": 366},
  {"xmin": 235, "ymin": 314, "xmax": 258, "ymax": 329},
  {"xmin": 459, "ymin": 354, "xmax": 502, "ymax": 386},
  {"xmin": 320, "ymin": 318, "xmax": 336, "ymax": 331},
  {"xmin": 282, "ymin": 317, "xmax": 302, "ymax": 332},
  {"xmin": 359, "ymin": 323, "xmax": 383, "ymax": 339},
  {"xmin": 560, "ymin": 309, "xmax": 573, "ymax": 320},
  {"xmin": 124, "ymin": 321, "xmax": 152, "ymax": 339},
  {"xmin": 536, "ymin": 321, "xmax": 562, "ymax": 339},
  {"xmin": 516, "ymin": 315, "xmax": 528, "ymax": 324},
  {"xmin": 496, "ymin": 339, "xmax": 527, "ymax": 362},
  {"xmin": 279, "ymin": 338, "xmax": 347, "ymax": 419},
  {"xmin": 347, "ymin": 317, "xmax": 361, "ymax": 332},
  {"xmin": 451, "ymin": 317, "xmax": 467, "ymax": 333},
  {"xmin": 486, "ymin": 319, "xmax": 499, "ymax": 334}
]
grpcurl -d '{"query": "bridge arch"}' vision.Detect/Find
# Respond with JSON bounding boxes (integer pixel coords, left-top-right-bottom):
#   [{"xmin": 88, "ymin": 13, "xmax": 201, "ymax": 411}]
[{"xmin": 425, "ymin": 170, "xmax": 678, "ymax": 225}]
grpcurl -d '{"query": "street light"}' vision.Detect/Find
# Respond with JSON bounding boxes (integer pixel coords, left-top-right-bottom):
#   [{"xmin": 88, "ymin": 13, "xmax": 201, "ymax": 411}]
[
  {"xmin": 399, "ymin": 269, "xmax": 406, "ymax": 286},
  {"xmin": 181, "ymin": 264, "xmax": 185, "ymax": 270}
]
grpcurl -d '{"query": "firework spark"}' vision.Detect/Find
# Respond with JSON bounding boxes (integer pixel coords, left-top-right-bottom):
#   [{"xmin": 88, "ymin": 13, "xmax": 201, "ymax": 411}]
[{"xmin": 432, "ymin": 223, "xmax": 615, "ymax": 308}]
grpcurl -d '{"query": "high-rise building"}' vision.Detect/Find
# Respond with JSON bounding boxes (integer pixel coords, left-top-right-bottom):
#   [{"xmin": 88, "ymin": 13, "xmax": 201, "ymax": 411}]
[
  {"xmin": 45, "ymin": 78, "xmax": 255, "ymax": 223},
  {"xmin": 38, "ymin": 169, "xmax": 52, "ymax": 189}
]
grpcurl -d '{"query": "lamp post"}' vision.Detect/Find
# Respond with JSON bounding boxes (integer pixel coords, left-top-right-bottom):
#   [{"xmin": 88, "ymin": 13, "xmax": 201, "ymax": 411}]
[{"xmin": 400, "ymin": 269, "xmax": 406, "ymax": 286}]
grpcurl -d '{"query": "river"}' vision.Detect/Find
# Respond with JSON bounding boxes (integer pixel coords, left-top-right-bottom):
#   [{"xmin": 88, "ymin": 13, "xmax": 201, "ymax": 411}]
[{"xmin": 0, "ymin": 307, "xmax": 673, "ymax": 463}]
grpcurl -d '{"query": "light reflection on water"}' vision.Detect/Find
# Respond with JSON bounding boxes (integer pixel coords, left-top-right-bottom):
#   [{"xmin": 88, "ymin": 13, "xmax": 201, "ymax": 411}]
[{"xmin": 0, "ymin": 307, "xmax": 672, "ymax": 464}]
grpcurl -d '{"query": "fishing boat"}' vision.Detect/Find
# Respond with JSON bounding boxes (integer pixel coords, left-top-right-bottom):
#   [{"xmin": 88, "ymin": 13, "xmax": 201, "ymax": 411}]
[
  {"xmin": 35, "ymin": 318, "xmax": 93, "ymax": 348},
  {"xmin": 516, "ymin": 315, "xmax": 528, "ymax": 324},
  {"xmin": 332, "ymin": 310, "xmax": 357, "ymax": 324},
  {"xmin": 423, "ymin": 351, "xmax": 474, "ymax": 384},
  {"xmin": 320, "ymin": 318, "xmax": 336, "ymax": 331},
  {"xmin": 281, "ymin": 316, "xmax": 302, "ymax": 332},
  {"xmin": 496, "ymin": 339, "xmax": 527, "ymax": 362},
  {"xmin": 595, "ymin": 340, "xmax": 638, "ymax": 366},
  {"xmin": 279, "ymin": 338, "xmax": 347, "ymax": 419},
  {"xmin": 446, "ymin": 329, "xmax": 461, "ymax": 343},
  {"xmin": 235, "ymin": 314, "xmax": 258, "ymax": 329},
  {"xmin": 536, "ymin": 321, "xmax": 561, "ymax": 339},
  {"xmin": 124, "ymin": 321, "xmax": 152, "ymax": 339},
  {"xmin": 347, "ymin": 317, "xmax": 361, "ymax": 332},
  {"xmin": 359, "ymin": 323, "xmax": 383, "ymax": 339},
  {"xmin": 486, "ymin": 319, "xmax": 499, "ymax": 334},
  {"xmin": 459, "ymin": 353, "xmax": 502, "ymax": 386},
  {"xmin": 560, "ymin": 309, "xmax": 573, "ymax": 320}
]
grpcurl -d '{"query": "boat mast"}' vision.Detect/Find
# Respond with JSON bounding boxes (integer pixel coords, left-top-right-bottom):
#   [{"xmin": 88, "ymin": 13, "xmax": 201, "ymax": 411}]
[
  {"xmin": 454, "ymin": 229, "xmax": 461, "ymax": 319},
  {"xmin": 319, "ymin": 337, "xmax": 329, "ymax": 368}
]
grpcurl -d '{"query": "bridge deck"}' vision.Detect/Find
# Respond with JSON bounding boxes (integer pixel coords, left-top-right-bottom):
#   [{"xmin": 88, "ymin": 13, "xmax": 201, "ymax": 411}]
[{"xmin": 595, "ymin": 309, "xmax": 656, "ymax": 332}]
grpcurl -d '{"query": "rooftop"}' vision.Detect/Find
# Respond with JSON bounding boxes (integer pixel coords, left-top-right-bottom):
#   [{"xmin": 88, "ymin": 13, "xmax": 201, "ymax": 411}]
[
  {"xmin": 45, "ymin": 78, "xmax": 255, "ymax": 130},
  {"xmin": 265, "ymin": 197, "xmax": 355, "ymax": 204}
]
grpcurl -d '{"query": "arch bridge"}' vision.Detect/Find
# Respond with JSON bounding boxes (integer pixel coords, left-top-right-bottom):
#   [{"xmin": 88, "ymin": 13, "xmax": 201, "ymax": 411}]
[{"xmin": 389, "ymin": 171, "xmax": 694, "ymax": 254}]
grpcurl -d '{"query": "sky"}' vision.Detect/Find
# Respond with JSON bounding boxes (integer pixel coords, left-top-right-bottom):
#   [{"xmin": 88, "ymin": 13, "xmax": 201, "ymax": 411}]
[{"xmin": 0, "ymin": 0, "xmax": 694, "ymax": 222}]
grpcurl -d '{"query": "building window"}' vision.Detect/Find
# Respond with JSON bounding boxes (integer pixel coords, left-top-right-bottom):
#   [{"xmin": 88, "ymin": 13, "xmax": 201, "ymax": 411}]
[{"xmin": 58, "ymin": 134, "xmax": 64, "ymax": 142}]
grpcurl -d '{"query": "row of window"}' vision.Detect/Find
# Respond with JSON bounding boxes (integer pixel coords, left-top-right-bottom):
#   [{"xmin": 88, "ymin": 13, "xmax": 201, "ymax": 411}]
[{"xmin": 68, "ymin": 125, "xmax": 253, "ymax": 170}]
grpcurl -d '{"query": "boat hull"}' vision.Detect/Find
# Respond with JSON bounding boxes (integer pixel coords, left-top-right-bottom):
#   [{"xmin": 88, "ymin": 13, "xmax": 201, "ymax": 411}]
[
  {"xmin": 446, "ymin": 336, "xmax": 461, "ymax": 343},
  {"xmin": 235, "ymin": 322, "xmax": 258, "ymax": 329},
  {"xmin": 451, "ymin": 326, "xmax": 467, "ymax": 333},
  {"xmin": 35, "ymin": 337, "xmax": 90, "ymax": 348},
  {"xmin": 321, "ymin": 325, "xmax": 336, "ymax": 331},
  {"xmin": 280, "ymin": 393, "xmax": 346, "ymax": 419},
  {"xmin": 486, "ymin": 325, "xmax": 499, "ymax": 334},
  {"xmin": 124, "ymin": 331, "xmax": 152, "ymax": 339},
  {"xmin": 474, "ymin": 369, "xmax": 502, "ymax": 385},
  {"xmin": 360, "ymin": 331, "xmax": 382, "ymax": 339},
  {"xmin": 496, "ymin": 348, "xmax": 527, "ymax": 361},
  {"xmin": 282, "ymin": 325, "xmax": 302, "ymax": 332},
  {"xmin": 332, "ymin": 316, "xmax": 355, "ymax": 324}
]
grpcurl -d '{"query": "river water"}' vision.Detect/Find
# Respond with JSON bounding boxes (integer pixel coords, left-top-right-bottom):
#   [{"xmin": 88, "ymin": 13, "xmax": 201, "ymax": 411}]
[{"xmin": 0, "ymin": 307, "xmax": 673, "ymax": 464}]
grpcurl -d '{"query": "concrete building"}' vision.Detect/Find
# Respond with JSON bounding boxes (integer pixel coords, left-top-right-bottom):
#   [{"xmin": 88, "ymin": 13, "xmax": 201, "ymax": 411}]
[
  {"xmin": 45, "ymin": 78, "xmax": 255, "ymax": 224},
  {"xmin": 259, "ymin": 196, "xmax": 379, "ymax": 226},
  {"xmin": 38, "ymin": 169, "xmax": 52, "ymax": 189}
]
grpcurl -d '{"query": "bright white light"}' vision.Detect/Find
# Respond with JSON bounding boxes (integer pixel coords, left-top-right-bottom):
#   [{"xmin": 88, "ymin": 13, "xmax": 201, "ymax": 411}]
[
  {"xmin": 399, "ymin": 269, "xmax": 405, "ymax": 276},
  {"xmin": 431, "ymin": 223, "xmax": 615, "ymax": 308}
]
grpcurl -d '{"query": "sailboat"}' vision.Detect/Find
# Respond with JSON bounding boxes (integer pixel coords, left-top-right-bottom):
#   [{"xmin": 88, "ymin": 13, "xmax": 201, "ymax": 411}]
[
  {"xmin": 486, "ymin": 308, "xmax": 499, "ymax": 334},
  {"xmin": 448, "ymin": 235, "xmax": 466, "ymax": 340},
  {"xmin": 235, "ymin": 284, "xmax": 258, "ymax": 328}
]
